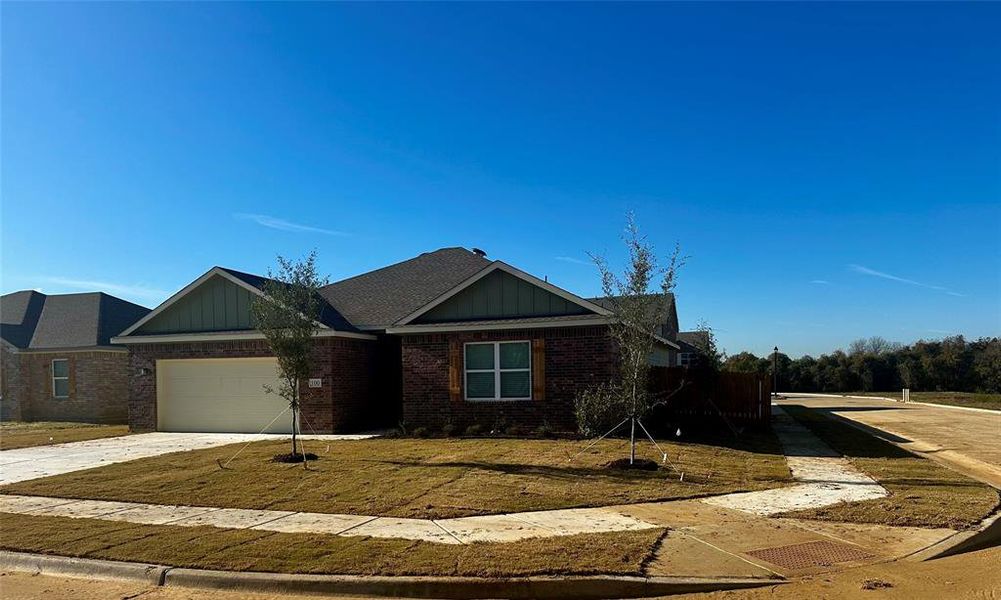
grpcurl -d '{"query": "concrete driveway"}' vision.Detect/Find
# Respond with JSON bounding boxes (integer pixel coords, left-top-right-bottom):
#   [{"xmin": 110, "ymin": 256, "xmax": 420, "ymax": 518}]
[
  {"xmin": 777, "ymin": 394, "xmax": 1001, "ymax": 489},
  {"xmin": 0, "ymin": 432, "xmax": 376, "ymax": 486}
]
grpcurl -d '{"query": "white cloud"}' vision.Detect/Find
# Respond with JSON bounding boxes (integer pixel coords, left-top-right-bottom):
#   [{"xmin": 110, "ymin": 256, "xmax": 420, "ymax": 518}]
[
  {"xmin": 40, "ymin": 277, "xmax": 169, "ymax": 303},
  {"xmin": 555, "ymin": 255, "xmax": 593, "ymax": 266},
  {"xmin": 848, "ymin": 264, "xmax": 965, "ymax": 297},
  {"xmin": 234, "ymin": 213, "xmax": 350, "ymax": 236},
  {"xmin": 810, "ymin": 280, "xmax": 831, "ymax": 285}
]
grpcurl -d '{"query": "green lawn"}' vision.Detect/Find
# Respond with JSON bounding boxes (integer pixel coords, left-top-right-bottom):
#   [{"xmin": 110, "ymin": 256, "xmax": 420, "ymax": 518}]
[
  {"xmin": 0, "ymin": 512, "xmax": 663, "ymax": 576},
  {"xmin": 0, "ymin": 421, "xmax": 130, "ymax": 450},
  {"xmin": 779, "ymin": 405, "xmax": 999, "ymax": 530},
  {"xmin": 2, "ymin": 433, "xmax": 791, "ymax": 519},
  {"xmin": 849, "ymin": 391, "xmax": 1000, "ymax": 411}
]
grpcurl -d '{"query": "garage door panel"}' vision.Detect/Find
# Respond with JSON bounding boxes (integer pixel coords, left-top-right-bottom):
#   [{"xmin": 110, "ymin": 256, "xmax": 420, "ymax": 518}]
[{"xmin": 157, "ymin": 358, "xmax": 292, "ymax": 433}]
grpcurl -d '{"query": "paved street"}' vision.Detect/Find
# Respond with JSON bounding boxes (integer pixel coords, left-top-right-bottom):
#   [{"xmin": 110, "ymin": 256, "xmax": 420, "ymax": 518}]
[{"xmin": 777, "ymin": 394, "xmax": 1001, "ymax": 489}]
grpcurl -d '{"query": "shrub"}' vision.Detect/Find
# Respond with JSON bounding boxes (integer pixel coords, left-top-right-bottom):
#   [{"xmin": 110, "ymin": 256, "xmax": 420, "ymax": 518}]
[
  {"xmin": 442, "ymin": 420, "xmax": 461, "ymax": 437},
  {"xmin": 412, "ymin": 427, "xmax": 431, "ymax": 438},
  {"xmin": 574, "ymin": 381, "xmax": 626, "ymax": 438},
  {"xmin": 535, "ymin": 421, "xmax": 555, "ymax": 439},
  {"xmin": 464, "ymin": 423, "xmax": 487, "ymax": 437},
  {"xmin": 505, "ymin": 424, "xmax": 529, "ymax": 437},
  {"xmin": 491, "ymin": 417, "xmax": 509, "ymax": 435}
]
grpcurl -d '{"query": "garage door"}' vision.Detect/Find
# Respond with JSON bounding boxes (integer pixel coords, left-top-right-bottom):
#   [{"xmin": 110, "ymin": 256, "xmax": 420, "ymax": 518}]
[{"xmin": 156, "ymin": 358, "xmax": 292, "ymax": 433}]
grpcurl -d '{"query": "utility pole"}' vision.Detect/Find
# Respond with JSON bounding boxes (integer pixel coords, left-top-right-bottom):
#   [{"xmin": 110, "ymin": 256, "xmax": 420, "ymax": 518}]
[{"xmin": 772, "ymin": 346, "xmax": 779, "ymax": 398}]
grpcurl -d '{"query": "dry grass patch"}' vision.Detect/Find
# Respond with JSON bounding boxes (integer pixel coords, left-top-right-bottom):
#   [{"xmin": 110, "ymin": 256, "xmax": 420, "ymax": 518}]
[
  {"xmin": 779, "ymin": 405, "xmax": 999, "ymax": 530},
  {"xmin": 2, "ymin": 433, "xmax": 790, "ymax": 519},
  {"xmin": 0, "ymin": 512, "xmax": 663, "ymax": 577},
  {"xmin": 0, "ymin": 422, "xmax": 130, "ymax": 450}
]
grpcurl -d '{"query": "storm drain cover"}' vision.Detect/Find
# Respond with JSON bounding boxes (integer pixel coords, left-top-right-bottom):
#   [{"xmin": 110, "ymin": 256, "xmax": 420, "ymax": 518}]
[{"xmin": 746, "ymin": 540, "xmax": 875, "ymax": 570}]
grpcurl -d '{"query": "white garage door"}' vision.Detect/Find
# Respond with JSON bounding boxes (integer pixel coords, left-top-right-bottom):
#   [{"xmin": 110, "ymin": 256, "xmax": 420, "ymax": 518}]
[{"xmin": 156, "ymin": 358, "xmax": 292, "ymax": 433}]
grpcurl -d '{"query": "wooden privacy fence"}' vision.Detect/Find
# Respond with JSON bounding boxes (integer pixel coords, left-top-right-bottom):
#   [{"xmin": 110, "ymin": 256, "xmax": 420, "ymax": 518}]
[{"xmin": 648, "ymin": 367, "xmax": 772, "ymax": 428}]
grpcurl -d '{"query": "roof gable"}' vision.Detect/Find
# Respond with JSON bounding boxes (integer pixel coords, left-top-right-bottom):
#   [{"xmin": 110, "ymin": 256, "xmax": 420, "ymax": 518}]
[
  {"xmin": 415, "ymin": 268, "xmax": 595, "ymax": 323},
  {"xmin": 133, "ymin": 273, "xmax": 257, "ymax": 335},
  {"xmin": 400, "ymin": 261, "xmax": 610, "ymax": 326}
]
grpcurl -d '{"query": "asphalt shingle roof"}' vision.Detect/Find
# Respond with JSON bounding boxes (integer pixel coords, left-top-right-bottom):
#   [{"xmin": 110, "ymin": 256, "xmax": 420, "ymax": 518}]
[
  {"xmin": 319, "ymin": 247, "xmax": 491, "ymax": 328},
  {"xmin": 677, "ymin": 330, "xmax": 709, "ymax": 353},
  {"xmin": 1, "ymin": 291, "xmax": 150, "ymax": 350},
  {"xmin": 588, "ymin": 293, "xmax": 676, "ymax": 324}
]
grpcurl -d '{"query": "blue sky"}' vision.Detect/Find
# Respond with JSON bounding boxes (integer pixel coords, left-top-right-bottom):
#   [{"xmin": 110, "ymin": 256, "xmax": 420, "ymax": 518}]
[{"xmin": 2, "ymin": 3, "xmax": 999, "ymax": 357}]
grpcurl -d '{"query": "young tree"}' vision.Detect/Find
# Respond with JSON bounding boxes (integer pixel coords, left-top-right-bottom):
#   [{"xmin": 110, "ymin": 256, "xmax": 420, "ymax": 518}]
[
  {"xmin": 250, "ymin": 250, "xmax": 330, "ymax": 461},
  {"xmin": 582, "ymin": 213, "xmax": 685, "ymax": 464}
]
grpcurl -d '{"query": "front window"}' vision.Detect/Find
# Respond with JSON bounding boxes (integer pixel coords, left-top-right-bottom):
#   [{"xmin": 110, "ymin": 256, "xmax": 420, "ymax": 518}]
[
  {"xmin": 465, "ymin": 341, "xmax": 531, "ymax": 400},
  {"xmin": 52, "ymin": 359, "xmax": 70, "ymax": 398}
]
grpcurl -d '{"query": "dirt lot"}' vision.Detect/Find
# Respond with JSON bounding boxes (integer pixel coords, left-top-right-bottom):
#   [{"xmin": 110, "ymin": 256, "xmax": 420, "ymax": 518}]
[{"xmin": 676, "ymin": 546, "xmax": 1001, "ymax": 599}]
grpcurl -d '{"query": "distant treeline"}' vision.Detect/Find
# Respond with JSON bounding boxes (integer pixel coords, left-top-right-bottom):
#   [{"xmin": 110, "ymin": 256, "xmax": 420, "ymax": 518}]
[{"xmin": 723, "ymin": 336, "xmax": 1001, "ymax": 394}]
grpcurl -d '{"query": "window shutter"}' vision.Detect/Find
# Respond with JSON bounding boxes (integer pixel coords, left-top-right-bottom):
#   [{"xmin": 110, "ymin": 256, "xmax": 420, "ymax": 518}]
[
  {"xmin": 448, "ymin": 340, "xmax": 462, "ymax": 402},
  {"xmin": 68, "ymin": 356, "xmax": 77, "ymax": 399},
  {"xmin": 532, "ymin": 339, "xmax": 545, "ymax": 401}
]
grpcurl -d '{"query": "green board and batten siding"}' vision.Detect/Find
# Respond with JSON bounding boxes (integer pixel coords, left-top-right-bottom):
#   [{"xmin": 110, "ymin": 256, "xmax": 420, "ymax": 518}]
[
  {"xmin": 416, "ymin": 269, "xmax": 593, "ymax": 323},
  {"xmin": 136, "ymin": 275, "xmax": 256, "ymax": 334}
]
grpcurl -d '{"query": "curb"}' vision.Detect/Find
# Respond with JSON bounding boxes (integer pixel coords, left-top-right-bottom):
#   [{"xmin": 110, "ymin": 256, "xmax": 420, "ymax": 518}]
[
  {"xmin": 0, "ymin": 551, "xmax": 167, "ymax": 585},
  {"xmin": 909, "ymin": 510, "xmax": 1001, "ymax": 562},
  {"xmin": 0, "ymin": 551, "xmax": 781, "ymax": 599}
]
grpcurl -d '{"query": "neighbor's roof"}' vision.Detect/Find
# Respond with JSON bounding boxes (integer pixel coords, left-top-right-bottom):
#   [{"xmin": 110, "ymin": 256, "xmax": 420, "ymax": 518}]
[
  {"xmin": 1, "ymin": 291, "xmax": 150, "ymax": 350},
  {"xmin": 677, "ymin": 330, "xmax": 709, "ymax": 353},
  {"xmin": 588, "ymin": 293, "xmax": 676, "ymax": 324},
  {"xmin": 320, "ymin": 247, "xmax": 491, "ymax": 328}
]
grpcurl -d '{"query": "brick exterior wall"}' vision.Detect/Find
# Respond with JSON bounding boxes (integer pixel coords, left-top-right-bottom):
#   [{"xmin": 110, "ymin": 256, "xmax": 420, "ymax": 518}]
[
  {"xmin": 0, "ymin": 348, "xmax": 130, "ymax": 424},
  {"xmin": 128, "ymin": 337, "xmax": 378, "ymax": 433},
  {"xmin": 401, "ymin": 326, "xmax": 616, "ymax": 432},
  {"xmin": 1, "ymin": 345, "xmax": 24, "ymax": 421}
]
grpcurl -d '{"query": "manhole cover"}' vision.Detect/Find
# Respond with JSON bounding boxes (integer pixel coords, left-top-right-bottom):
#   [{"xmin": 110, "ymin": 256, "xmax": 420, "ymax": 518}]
[{"xmin": 746, "ymin": 540, "xmax": 875, "ymax": 570}]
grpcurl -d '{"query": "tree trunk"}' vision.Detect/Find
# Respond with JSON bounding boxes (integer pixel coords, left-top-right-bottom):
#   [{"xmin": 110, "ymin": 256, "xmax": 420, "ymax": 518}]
[
  {"xmin": 291, "ymin": 381, "xmax": 299, "ymax": 458},
  {"xmin": 629, "ymin": 418, "xmax": 636, "ymax": 464}
]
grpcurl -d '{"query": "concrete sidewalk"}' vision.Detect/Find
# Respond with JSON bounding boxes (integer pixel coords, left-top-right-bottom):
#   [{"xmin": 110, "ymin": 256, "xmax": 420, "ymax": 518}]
[{"xmin": 704, "ymin": 406, "xmax": 887, "ymax": 515}]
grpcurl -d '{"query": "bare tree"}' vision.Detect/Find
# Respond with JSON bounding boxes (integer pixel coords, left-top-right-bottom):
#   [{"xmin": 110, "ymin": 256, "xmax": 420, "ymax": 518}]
[
  {"xmin": 250, "ymin": 250, "xmax": 330, "ymax": 461},
  {"xmin": 581, "ymin": 213, "xmax": 685, "ymax": 463}
]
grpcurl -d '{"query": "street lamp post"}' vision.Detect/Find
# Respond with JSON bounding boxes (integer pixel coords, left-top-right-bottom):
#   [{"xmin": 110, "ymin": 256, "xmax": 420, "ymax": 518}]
[{"xmin": 772, "ymin": 346, "xmax": 779, "ymax": 398}]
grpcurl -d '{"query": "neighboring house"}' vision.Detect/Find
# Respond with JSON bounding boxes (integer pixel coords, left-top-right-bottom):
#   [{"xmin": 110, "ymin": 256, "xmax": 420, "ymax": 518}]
[
  {"xmin": 675, "ymin": 331, "xmax": 709, "ymax": 367},
  {"xmin": 1, "ymin": 291, "xmax": 151, "ymax": 423},
  {"xmin": 112, "ymin": 247, "xmax": 681, "ymax": 434},
  {"xmin": 589, "ymin": 293, "xmax": 680, "ymax": 367}
]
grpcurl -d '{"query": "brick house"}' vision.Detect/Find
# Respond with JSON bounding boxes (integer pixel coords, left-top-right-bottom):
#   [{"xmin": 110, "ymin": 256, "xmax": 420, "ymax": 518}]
[
  {"xmin": 1, "ymin": 291, "xmax": 150, "ymax": 423},
  {"xmin": 113, "ymin": 248, "xmax": 680, "ymax": 434}
]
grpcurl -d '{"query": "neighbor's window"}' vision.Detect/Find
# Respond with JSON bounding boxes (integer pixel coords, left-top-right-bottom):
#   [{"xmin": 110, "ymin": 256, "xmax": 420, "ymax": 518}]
[
  {"xmin": 465, "ymin": 341, "xmax": 531, "ymax": 400},
  {"xmin": 52, "ymin": 359, "xmax": 70, "ymax": 399}
]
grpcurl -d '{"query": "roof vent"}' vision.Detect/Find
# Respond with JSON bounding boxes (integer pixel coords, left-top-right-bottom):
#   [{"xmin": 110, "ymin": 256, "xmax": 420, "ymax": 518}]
[{"xmin": 472, "ymin": 248, "xmax": 487, "ymax": 257}]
